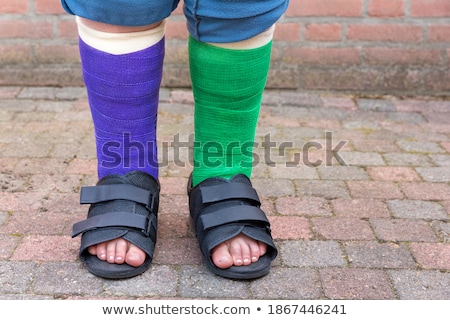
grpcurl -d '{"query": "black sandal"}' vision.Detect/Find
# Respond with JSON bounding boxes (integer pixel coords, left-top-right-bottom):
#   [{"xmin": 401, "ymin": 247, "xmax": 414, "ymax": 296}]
[
  {"xmin": 188, "ymin": 174, "xmax": 278, "ymax": 280},
  {"xmin": 72, "ymin": 170, "xmax": 159, "ymax": 279}
]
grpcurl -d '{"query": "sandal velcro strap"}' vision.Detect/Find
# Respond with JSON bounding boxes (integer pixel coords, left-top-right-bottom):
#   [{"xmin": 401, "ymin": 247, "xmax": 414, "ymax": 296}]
[
  {"xmin": 199, "ymin": 206, "xmax": 270, "ymax": 231},
  {"xmin": 199, "ymin": 182, "xmax": 260, "ymax": 205},
  {"xmin": 80, "ymin": 184, "xmax": 156, "ymax": 209},
  {"xmin": 72, "ymin": 211, "xmax": 157, "ymax": 238}
]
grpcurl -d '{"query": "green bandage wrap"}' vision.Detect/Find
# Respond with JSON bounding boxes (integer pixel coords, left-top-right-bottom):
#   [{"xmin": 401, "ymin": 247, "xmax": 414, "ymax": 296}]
[{"xmin": 189, "ymin": 36, "xmax": 272, "ymax": 186}]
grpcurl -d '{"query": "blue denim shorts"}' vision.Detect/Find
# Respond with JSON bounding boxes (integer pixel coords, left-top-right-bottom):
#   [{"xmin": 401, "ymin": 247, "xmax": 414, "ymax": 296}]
[{"xmin": 61, "ymin": 0, "xmax": 289, "ymax": 42}]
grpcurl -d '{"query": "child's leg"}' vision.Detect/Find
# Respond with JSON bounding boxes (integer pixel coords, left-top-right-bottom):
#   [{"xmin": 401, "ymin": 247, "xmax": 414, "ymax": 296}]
[
  {"xmin": 78, "ymin": 18, "xmax": 165, "ymax": 180},
  {"xmin": 185, "ymin": 0, "xmax": 290, "ymax": 278},
  {"xmin": 189, "ymin": 31, "xmax": 274, "ymax": 268},
  {"xmin": 62, "ymin": 0, "xmax": 180, "ymax": 278},
  {"xmin": 77, "ymin": 18, "xmax": 165, "ymax": 268}
]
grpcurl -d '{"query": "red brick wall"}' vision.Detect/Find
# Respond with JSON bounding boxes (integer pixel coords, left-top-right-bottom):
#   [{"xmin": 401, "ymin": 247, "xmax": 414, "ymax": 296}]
[{"xmin": 1, "ymin": 0, "xmax": 449, "ymax": 96}]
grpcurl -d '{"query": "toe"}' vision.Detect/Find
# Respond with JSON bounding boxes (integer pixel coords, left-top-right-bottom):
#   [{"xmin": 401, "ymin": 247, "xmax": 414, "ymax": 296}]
[
  {"xmin": 92, "ymin": 242, "xmax": 107, "ymax": 261},
  {"xmin": 125, "ymin": 243, "xmax": 146, "ymax": 267},
  {"xmin": 239, "ymin": 243, "xmax": 252, "ymax": 266},
  {"xmin": 228, "ymin": 240, "xmax": 244, "ymax": 266},
  {"xmin": 106, "ymin": 241, "xmax": 117, "ymax": 263},
  {"xmin": 249, "ymin": 240, "xmax": 263, "ymax": 263},
  {"xmin": 114, "ymin": 239, "xmax": 128, "ymax": 264},
  {"xmin": 211, "ymin": 243, "xmax": 234, "ymax": 269}
]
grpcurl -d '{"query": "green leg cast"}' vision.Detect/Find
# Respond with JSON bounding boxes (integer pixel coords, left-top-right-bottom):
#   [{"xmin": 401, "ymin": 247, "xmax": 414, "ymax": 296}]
[{"xmin": 188, "ymin": 36, "xmax": 272, "ymax": 186}]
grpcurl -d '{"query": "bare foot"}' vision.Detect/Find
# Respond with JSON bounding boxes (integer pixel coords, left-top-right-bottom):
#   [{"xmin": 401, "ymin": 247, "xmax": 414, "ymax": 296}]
[
  {"xmin": 88, "ymin": 239, "xmax": 146, "ymax": 267},
  {"xmin": 211, "ymin": 234, "xmax": 267, "ymax": 269}
]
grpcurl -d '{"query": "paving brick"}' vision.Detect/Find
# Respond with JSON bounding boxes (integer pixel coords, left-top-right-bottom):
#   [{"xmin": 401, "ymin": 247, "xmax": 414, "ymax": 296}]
[
  {"xmin": 294, "ymin": 180, "xmax": 349, "ymax": 198},
  {"xmin": 54, "ymin": 87, "xmax": 87, "ymax": 101},
  {"xmin": 0, "ymin": 191, "xmax": 43, "ymax": 212},
  {"xmin": 270, "ymin": 216, "xmax": 312, "ymax": 240},
  {"xmin": 416, "ymin": 167, "xmax": 450, "ymax": 183},
  {"xmin": 432, "ymin": 221, "xmax": 450, "ymax": 243},
  {"xmin": 64, "ymin": 159, "xmax": 97, "ymax": 176},
  {"xmin": 396, "ymin": 140, "xmax": 445, "ymax": 153},
  {"xmin": 179, "ymin": 266, "xmax": 251, "ymax": 299},
  {"xmin": 388, "ymin": 270, "xmax": 450, "ymax": 299},
  {"xmin": 261, "ymin": 197, "xmax": 277, "ymax": 215},
  {"xmin": 51, "ymin": 142, "xmax": 95, "ymax": 159},
  {"xmin": 383, "ymin": 152, "xmax": 434, "ymax": 166},
  {"xmin": 371, "ymin": 218, "xmax": 438, "ymax": 242},
  {"xmin": 159, "ymin": 177, "xmax": 189, "ymax": 196},
  {"xmin": 0, "ymin": 142, "xmax": 52, "ymax": 158},
  {"xmin": 33, "ymin": 262, "xmax": 104, "ymax": 296},
  {"xmin": 342, "ymin": 120, "xmax": 381, "ymax": 131},
  {"xmin": 331, "ymin": 198, "xmax": 390, "ymax": 218},
  {"xmin": 386, "ymin": 111, "xmax": 427, "ymax": 124},
  {"xmin": 312, "ymin": 217, "xmax": 375, "ymax": 240},
  {"xmin": 429, "ymin": 154, "xmax": 450, "ymax": 167},
  {"xmin": 380, "ymin": 122, "xmax": 424, "ymax": 135},
  {"xmin": 17, "ymin": 87, "xmax": 58, "ymax": 100},
  {"xmin": 320, "ymin": 96, "xmax": 358, "ymax": 110},
  {"xmin": 252, "ymin": 178, "xmax": 295, "ymax": 197},
  {"xmin": 40, "ymin": 192, "xmax": 83, "ymax": 215},
  {"xmin": 318, "ymin": 166, "xmax": 369, "ymax": 180},
  {"xmin": 158, "ymin": 209, "xmax": 189, "ymax": 237},
  {"xmin": 0, "ymin": 110, "xmax": 13, "ymax": 124},
  {"xmin": 259, "ymin": 108, "xmax": 302, "ymax": 126},
  {"xmin": 441, "ymin": 142, "xmax": 450, "ymax": 153},
  {"xmin": 251, "ymin": 267, "xmax": 321, "ymax": 299},
  {"xmin": 347, "ymin": 181, "xmax": 404, "ymax": 199},
  {"xmin": 104, "ymin": 265, "xmax": 179, "ymax": 298},
  {"xmin": 13, "ymin": 158, "xmax": 69, "ymax": 175},
  {"xmin": 357, "ymin": 99, "xmax": 396, "ymax": 112},
  {"xmin": 27, "ymin": 174, "xmax": 83, "ymax": 194},
  {"xmin": 1, "ymin": 211, "xmax": 79, "ymax": 235},
  {"xmin": 439, "ymin": 200, "xmax": 450, "ymax": 214},
  {"xmin": 272, "ymin": 91, "xmax": 323, "ymax": 108},
  {"xmin": 387, "ymin": 199, "xmax": 448, "ymax": 220},
  {"xmin": 400, "ymin": 182, "xmax": 450, "ymax": 200},
  {"xmin": 0, "ymin": 173, "xmax": 29, "ymax": 192},
  {"xmin": 345, "ymin": 241, "xmax": 416, "ymax": 268},
  {"xmin": 0, "ymin": 261, "xmax": 37, "ymax": 294},
  {"xmin": 275, "ymin": 195, "xmax": 332, "ymax": 217},
  {"xmin": 336, "ymin": 152, "xmax": 386, "ymax": 166},
  {"xmin": 0, "ymin": 235, "xmax": 20, "ymax": 259},
  {"xmin": 367, "ymin": 166, "xmax": 421, "ymax": 181},
  {"xmin": 11, "ymin": 235, "xmax": 79, "ymax": 262},
  {"xmin": 409, "ymin": 243, "xmax": 450, "ymax": 270},
  {"xmin": 0, "ymin": 211, "xmax": 7, "ymax": 226},
  {"xmin": 399, "ymin": 130, "xmax": 448, "ymax": 143},
  {"xmin": 153, "ymin": 237, "xmax": 202, "ymax": 265},
  {"xmin": 320, "ymin": 268, "xmax": 397, "ymax": 299},
  {"xmin": 268, "ymin": 166, "xmax": 318, "ymax": 180},
  {"xmin": 281, "ymin": 240, "xmax": 346, "ymax": 267},
  {"xmin": 0, "ymin": 86, "xmax": 21, "ymax": 98}
]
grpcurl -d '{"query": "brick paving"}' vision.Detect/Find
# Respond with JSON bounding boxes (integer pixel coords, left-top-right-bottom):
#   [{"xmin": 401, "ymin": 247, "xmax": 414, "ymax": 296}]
[{"xmin": 0, "ymin": 86, "xmax": 449, "ymax": 300}]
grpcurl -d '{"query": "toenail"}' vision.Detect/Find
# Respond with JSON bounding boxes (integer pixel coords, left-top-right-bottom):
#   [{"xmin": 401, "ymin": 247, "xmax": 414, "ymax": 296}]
[{"xmin": 244, "ymin": 258, "xmax": 250, "ymax": 263}]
